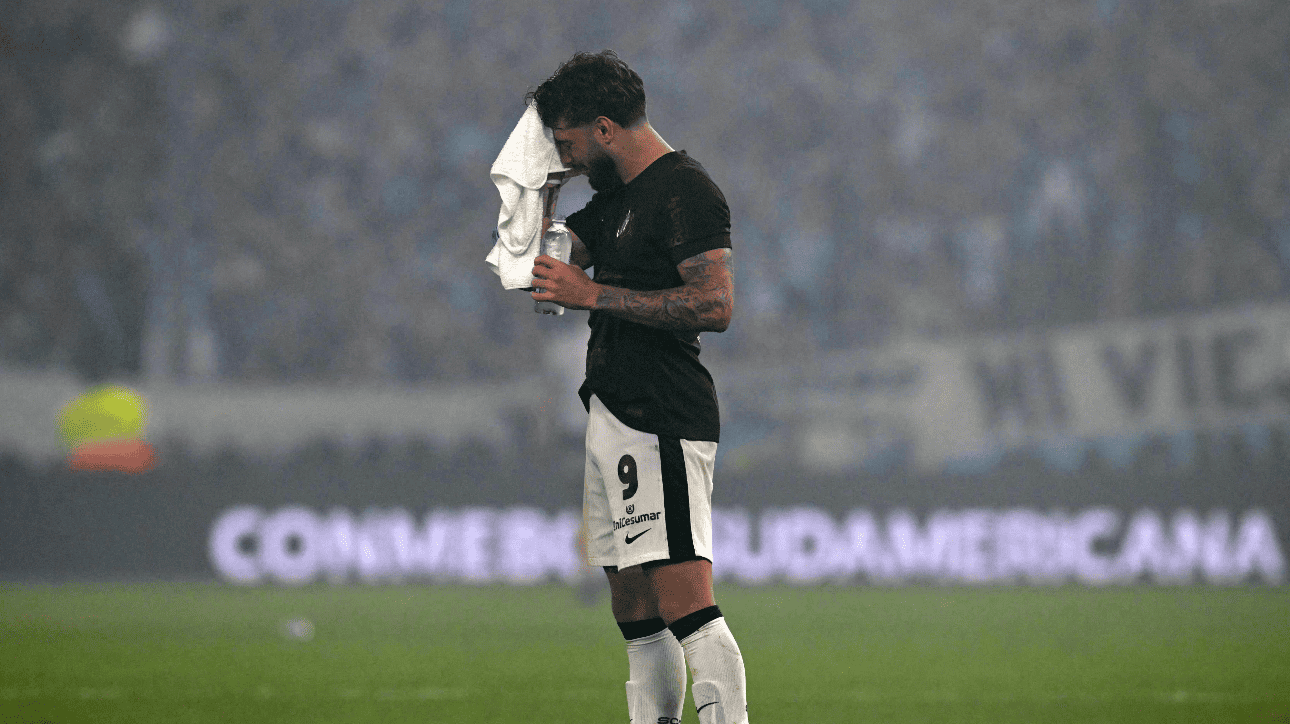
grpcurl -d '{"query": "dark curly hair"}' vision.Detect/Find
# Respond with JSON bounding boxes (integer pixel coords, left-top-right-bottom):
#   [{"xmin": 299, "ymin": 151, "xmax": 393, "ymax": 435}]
[{"xmin": 525, "ymin": 50, "xmax": 647, "ymax": 130}]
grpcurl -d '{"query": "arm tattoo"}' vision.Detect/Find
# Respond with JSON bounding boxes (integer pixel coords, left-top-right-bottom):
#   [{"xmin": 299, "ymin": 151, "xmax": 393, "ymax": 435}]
[{"xmin": 595, "ymin": 248, "xmax": 734, "ymax": 332}]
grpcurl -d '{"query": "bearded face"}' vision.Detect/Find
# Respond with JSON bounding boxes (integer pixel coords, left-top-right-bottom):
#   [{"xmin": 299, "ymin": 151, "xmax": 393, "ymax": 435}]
[
  {"xmin": 553, "ymin": 122, "xmax": 624, "ymax": 193},
  {"xmin": 585, "ymin": 146, "xmax": 624, "ymax": 192}
]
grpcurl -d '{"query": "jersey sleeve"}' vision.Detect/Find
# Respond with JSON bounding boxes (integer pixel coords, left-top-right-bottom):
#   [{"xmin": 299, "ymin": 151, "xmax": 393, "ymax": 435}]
[
  {"xmin": 659, "ymin": 168, "xmax": 732, "ymax": 265},
  {"xmin": 565, "ymin": 193, "xmax": 605, "ymax": 256}
]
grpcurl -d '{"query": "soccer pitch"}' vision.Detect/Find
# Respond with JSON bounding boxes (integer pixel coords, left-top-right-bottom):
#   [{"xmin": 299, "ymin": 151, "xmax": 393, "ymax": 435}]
[{"xmin": 1, "ymin": 584, "xmax": 1287, "ymax": 723}]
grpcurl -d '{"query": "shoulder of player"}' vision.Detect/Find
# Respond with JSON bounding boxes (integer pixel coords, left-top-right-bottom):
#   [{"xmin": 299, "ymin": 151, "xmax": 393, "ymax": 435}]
[
  {"xmin": 677, "ymin": 159, "xmax": 728, "ymax": 202},
  {"xmin": 660, "ymin": 151, "xmax": 711, "ymax": 180},
  {"xmin": 647, "ymin": 158, "xmax": 726, "ymax": 206}
]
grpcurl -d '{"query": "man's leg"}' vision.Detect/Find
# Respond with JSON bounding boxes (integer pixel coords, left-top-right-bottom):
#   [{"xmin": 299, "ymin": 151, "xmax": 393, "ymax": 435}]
[
  {"xmin": 585, "ymin": 395, "xmax": 685, "ymax": 722},
  {"xmin": 605, "ymin": 565, "xmax": 687, "ymax": 723},
  {"xmin": 647, "ymin": 560, "xmax": 749, "ymax": 724}
]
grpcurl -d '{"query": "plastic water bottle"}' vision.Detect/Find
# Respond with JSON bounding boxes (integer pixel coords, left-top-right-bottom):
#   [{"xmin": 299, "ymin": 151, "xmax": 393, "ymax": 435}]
[{"xmin": 535, "ymin": 219, "xmax": 572, "ymax": 315}]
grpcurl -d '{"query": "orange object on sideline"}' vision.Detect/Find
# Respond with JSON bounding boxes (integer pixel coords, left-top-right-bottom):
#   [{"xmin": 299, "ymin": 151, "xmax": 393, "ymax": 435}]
[{"xmin": 68, "ymin": 439, "xmax": 157, "ymax": 474}]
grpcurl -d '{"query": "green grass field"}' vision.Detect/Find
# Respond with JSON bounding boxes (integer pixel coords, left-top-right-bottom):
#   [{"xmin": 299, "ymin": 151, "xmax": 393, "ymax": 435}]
[{"xmin": 2, "ymin": 583, "xmax": 1288, "ymax": 723}]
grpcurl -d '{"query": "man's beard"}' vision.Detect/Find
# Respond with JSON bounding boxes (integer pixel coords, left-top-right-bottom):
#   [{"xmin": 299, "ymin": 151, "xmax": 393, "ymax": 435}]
[{"xmin": 586, "ymin": 152, "xmax": 623, "ymax": 192}]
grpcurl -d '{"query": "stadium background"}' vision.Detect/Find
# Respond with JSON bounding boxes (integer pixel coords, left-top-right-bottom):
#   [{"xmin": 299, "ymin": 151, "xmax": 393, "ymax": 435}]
[
  {"xmin": 1, "ymin": 1, "xmax": 1289, "ymax": 721},
  {"xmin": 3, "ymin": 0, "xmax": 1287, "ymax": 585}
]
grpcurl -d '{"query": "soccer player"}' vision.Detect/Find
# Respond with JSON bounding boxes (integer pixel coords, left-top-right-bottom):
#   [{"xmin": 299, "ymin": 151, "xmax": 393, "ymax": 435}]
[{"xmin": 524, "ymin": 51, "xmax": 749, "ymax": 724}]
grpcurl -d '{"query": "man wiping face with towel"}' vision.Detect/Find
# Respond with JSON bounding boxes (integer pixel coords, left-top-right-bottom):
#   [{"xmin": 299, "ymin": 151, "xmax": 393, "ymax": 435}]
[
  {"xmin": 496, "ymin": 50, "xmax": 749, "ymax": 724},
  {"xmin": 486, "ymin": 99, "xmax": 578, "ymax": 290}
]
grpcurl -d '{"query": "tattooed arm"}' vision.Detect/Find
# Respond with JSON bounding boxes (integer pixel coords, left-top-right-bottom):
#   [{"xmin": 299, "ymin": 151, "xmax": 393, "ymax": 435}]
[
  {"xmin": 530, "ymin": 248, "xmax": 734, "ymax": 333},
  {"xmin": 595, "ymin": 249, "xmax": 733, "ymax": 332}
]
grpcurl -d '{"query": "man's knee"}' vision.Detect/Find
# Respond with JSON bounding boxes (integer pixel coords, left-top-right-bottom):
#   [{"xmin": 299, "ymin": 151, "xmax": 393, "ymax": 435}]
[
  {"xmin": 645, "ymin": 558, "xmax": 716, "ymax": 624},
  {"xmin": 604, "ymin": 565, "xmax": 658, "ymax": 621}
]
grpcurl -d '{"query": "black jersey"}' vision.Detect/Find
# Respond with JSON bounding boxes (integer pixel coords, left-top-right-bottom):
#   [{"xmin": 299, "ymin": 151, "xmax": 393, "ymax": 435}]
[{"xmin": 565, "ymin": 151, "xmax": 731, "ymax": 443}]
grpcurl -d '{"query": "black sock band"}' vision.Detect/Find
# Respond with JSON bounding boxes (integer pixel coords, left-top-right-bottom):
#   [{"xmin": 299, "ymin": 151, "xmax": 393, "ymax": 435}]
[
  {"xmin": 617, "ymin": 617, "xmax": 668, "ymax": 641},
  {"xmin": 668, "ymin": 605, "xmax": 722, "ymax": 643}
]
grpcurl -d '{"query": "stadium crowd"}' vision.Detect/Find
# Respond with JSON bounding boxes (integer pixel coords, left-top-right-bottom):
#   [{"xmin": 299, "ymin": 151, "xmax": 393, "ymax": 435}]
[{"xmin": 2, "ymin": 0, "xmax": 1288, "ymax": 385}]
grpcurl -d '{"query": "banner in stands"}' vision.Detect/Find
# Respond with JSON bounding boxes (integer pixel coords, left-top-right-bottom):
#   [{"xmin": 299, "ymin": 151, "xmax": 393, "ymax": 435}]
[
  {"xmin": 810, "ymin": 303, "xmax": 1290, "ymax": 472},
  {"xmin": 209, "ymin": 506, "xmax": 1285, "ymax": 587}
]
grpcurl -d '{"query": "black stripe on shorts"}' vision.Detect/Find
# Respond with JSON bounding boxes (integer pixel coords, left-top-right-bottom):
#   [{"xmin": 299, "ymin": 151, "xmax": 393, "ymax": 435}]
[{"xmin": 658, "ymin": 435, "xmax": 696, "ymax": 561}]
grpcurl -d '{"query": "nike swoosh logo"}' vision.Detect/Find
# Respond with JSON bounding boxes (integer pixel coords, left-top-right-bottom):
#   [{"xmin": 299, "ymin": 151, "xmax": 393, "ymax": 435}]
[
  {"xmin": 696, "ymin": 701, "xmax": 718, "ymax": 714},
  {"xmin": 624, "ymin": 528, "xmax": 651, "ymax": 544}
]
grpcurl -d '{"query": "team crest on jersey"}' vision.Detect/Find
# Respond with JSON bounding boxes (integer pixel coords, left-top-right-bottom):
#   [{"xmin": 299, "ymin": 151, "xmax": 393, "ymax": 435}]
[{"xmin": 616, "ymin": 209, "xmax": 632, "ymax": 238}]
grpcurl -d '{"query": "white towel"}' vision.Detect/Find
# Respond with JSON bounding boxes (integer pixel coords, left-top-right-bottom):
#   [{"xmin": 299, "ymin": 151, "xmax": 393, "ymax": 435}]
[{"xmin": 486, "ymin": 103, "xmax": 567, "ymax": 289}]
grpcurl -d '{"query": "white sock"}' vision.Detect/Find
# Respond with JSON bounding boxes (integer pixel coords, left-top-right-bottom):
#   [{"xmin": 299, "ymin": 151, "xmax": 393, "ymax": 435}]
[
  {"xmin": 679, "ymin": 618, "xmax": 748, "ymax": 724},
  {"xmin": 625, "ymin": 628, "xmax": 687, "ymax": 723}
]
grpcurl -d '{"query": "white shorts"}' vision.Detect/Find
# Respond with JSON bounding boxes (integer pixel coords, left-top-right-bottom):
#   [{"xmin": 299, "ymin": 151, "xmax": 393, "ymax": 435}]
[{"xmin": 583, "ymin": 394, "xmax": 717, "ymax": 570}]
